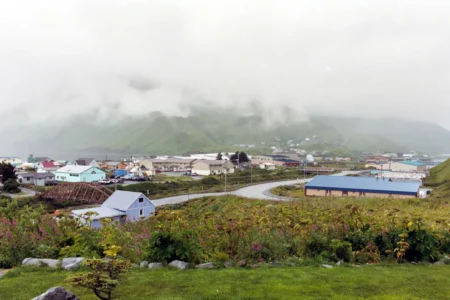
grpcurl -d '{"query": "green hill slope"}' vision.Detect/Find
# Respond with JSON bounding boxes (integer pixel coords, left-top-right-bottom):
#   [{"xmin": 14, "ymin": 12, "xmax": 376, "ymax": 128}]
[
  {"xmin": 424, "ymin": 159, "xmax": 450, "ymax": 198},
  {"xmin": 4, "ymin": 108, "xmax": 450, "ymax": 157}
]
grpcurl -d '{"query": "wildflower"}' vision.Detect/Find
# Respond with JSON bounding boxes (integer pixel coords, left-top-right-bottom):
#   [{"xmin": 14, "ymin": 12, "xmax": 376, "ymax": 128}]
[
  {"xmin": 257, "ymin": 243, "xmax": 263, "ymax": 252},
  {"xmin": 344, "ymin": 223, "xmax": 349, "ymax": 231},
  {"xmin": 6, "ymin": 232, "xmax": 11, "ymax": 239},
  {"xmin": 251, "ymin": 242, "xmax": 255, "ymax": 251},
  {"xmin": 312, "ymin": 224, "xmax": 318, "ymax": 231}
]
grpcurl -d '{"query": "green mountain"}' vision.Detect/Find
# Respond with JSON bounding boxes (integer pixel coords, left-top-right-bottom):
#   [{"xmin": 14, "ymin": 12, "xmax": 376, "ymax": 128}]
[{"xmin": 5, "ymin": 109, "xmax": 450, "ymax": 157}]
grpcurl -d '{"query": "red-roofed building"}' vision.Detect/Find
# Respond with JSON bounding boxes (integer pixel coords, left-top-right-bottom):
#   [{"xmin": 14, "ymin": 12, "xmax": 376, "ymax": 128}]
[{"xmin": 38, "ymin": 160, "xmax": 58, "ymax": 172}]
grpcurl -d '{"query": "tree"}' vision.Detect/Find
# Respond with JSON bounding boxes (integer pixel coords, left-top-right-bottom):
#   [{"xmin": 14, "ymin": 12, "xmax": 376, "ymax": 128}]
[
  {"xmin": 229, "ymin": 151, "xmax": 250, "ymax": 165},
  {"xmin": 0, "ymin": 162, "xmax": 16, "ymax": 183},
  {"xmin": 66, "ymin": 245, "xmax": 131, "ymax": 300},
  {"xmin": 3, "ymin": 179, "xmax": 20, "ymax": 193},
  {"xmin": 216, "ymin": 153, "xmax": 223, "ymax": 160}
]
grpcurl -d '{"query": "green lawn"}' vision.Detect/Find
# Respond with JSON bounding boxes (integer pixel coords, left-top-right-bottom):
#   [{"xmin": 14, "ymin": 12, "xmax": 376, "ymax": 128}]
[{"xmin": 2, "ymin": 265, "xmax": 450, "ymax": 300}]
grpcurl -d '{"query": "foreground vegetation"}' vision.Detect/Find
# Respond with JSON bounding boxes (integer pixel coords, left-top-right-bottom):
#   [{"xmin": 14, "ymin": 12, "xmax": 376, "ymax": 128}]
[
  {"xmin": 3, "ymin": 193, "xmax": 450, "ymax": 268},
  {"xmin": 424, "ymin": 158, "xmax": 450, "ymax": 199},
  {"xmin": 2, "ymin": 265, "xmax": 450, "ymax": 300}
]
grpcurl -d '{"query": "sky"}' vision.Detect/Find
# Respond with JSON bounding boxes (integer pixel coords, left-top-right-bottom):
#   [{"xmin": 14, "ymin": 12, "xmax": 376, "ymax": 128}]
[{"xmin": 1, "ymin": 0, "xmax": 450, "ymax": 128}]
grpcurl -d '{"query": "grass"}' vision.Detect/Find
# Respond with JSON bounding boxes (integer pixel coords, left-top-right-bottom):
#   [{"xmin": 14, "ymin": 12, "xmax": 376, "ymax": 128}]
[
  {"xmin": 2, "ymin": 265, "xmax": 450, "ymax": 299},
  {"xmin": 271, "ymin": 184, "xmax": 305, "ymax": 198},
  {"xmin": 152, "ymin": 174, "xmax": 193, "ymax": 182}
]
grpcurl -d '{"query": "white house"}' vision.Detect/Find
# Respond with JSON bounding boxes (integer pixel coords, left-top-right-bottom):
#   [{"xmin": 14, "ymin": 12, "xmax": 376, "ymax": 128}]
[
  {"xmin": 260, "ymin": 162, "xmax": 276, "ymax": 170},
  {"xmin": 191, "ymin": 160, "xmax": 235, "ymax": 176},
  {"xmin": 75, "ymin": 158, "xmax": 100, "ymax": 168},
  {"xmin": 17, "ymin": 172, "xmax": 55, "ymax": 186},
  {"xmin": 376, "ymin": 161, "xmax": 426, "ymax": 172}
]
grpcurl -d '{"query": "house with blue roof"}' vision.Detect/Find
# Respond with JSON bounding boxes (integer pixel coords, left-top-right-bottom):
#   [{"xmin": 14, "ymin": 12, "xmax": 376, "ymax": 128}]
[
  {"xmin": 372, "ymin": 161, "xmax": 426, "ymax": 172},
  {"xmin": 71, "ymin": 190, "xmax": 156, "ymax": 228},
  {"xmin": 305, "ymin": 175, "xmax": 421, "ymax": 198}
]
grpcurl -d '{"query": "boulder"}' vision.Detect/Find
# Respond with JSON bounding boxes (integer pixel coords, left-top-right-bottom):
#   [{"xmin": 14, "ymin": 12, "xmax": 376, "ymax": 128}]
[
  {"xmin": 223, "ymin": 261, "xmax": 233, "ymax": 268},
  {"xmin": 321, "ymin": 264, "xmax": 333, "ymax": 269},
  {"xmin": 196, "ymin": 262, "xmax": 214, "ymax": 269},
  {"xmin": 32, "ymin": 286, "xmax": 79, "ymax": 300},
  {"xmin": 22, "ymin": 258, "xmax": 59, "ymax": 268},
  {"xmin": 434, "ymin": 257, "xmax": 450, "ymax": 265},
  {"xmin": 336, "ymin": 260, "xmax": 344, "ymax": 266},
  {"xmin": 168, "ymin": 260, "xmax": 190, "ymax": 270},
  {"xmin": 148, "ymin": 262, "xmax": 163, "ymax": 270},
  {"xmin": 237, "ymin": 260, "xmax": 247, "ymax": 267},
  {"xmin": 62, "ymin": 258, "xmax": 84, "ymax": 270},
  {"xmin": 140, "ymin": 261, "xmax": 149, "ymax": 268}
]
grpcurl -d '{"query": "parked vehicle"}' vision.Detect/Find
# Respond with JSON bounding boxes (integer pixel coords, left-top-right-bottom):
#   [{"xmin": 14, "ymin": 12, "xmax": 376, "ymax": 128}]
[
  {"xmin": 99, "ymin": 179, "xmax": 112, "ymax": 185},
  {"xmin": 155, "ymin": 169, "xmax": 162, "ymax": 174},
  {"xmin": 45, "ymin": 180, "xmax": 58, "ymax": 186}
]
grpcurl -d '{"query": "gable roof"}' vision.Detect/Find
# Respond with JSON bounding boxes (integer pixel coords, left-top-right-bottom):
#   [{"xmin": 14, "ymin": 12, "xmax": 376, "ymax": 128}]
[
  {"xmin": 305, "ymin": 175, "xmax": 421, "ymax": 195},
  {"xmin": 55, "ymin": 165, "xmax": 103, "ymax": 174},
  {"xmin": 106, "ymin": 161, "xmax": 121, "ymax": 166},
  {"xmin": 398, "ymin": 161, "xmax": 425, "ymax": 167},
  {"xmin": 102, "ymin": 190, "xmax": 152, "ymax": 211},
  {"xmin": 41, "ymin": 161, "xmax": 56, "ymax": 168},
  {"xmin": 72, "ymin": 207, "xmax": 124, "ymax": 219}
]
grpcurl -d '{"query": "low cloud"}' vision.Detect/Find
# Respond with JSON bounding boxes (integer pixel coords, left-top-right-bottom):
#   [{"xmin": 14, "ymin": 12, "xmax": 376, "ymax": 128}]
[{"xmin": 0, "ymin": 0, "xmax": 450, "ymax": 128}]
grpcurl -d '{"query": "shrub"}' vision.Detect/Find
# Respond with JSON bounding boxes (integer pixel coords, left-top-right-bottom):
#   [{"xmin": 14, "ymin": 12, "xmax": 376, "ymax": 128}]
[
  {"xmin": 145, "ymin": 230, "xmax": 203, "ymax": 263},
  {"xmin": 3, "ymin": 179, "xmax": 20, "ymax": 193},
  {"xmin": 201, "ymin": 176, "xmax": 220, "ymax": 186}
]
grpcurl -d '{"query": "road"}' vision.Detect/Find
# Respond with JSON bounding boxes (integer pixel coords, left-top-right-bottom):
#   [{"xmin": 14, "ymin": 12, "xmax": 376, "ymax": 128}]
[
  {"xmin": 153, "ymin": 171, "xmax": 362, "ymax": 207},
  {"xmin": 1, "ymin": 187, "xmax": 37, "ymax": 198}
]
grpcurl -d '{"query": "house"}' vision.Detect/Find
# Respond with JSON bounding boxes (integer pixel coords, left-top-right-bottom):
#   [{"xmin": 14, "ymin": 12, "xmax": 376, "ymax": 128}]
[
  {"xmin": 252, "ymin": 154, "xmax": 301, "ymax": 167},
  {"xmin": 305, "ymin": 175, "xmax": 421, "ymax": 198},
  {"xmin": 100, "ymin": 161, "xmax": 128, "ymax": 170},
  {"xmin": 376, "ymin": 161, "xmax": 427, "ymax": 172},
  {"xmin": 0, "ymin": 157, "xmax": 23, "ymax": 167},
  {"xmin": 151, "ymin": 158, "xmax": 197, "ymax": 172},
  {"xmin": 38, "ymin": 161, "xmax": 58, "ymax": 172},
  {"xmin": 139, "ymin": 159, "xmax": 156, "ymax": 176},
  {"xmin": 27, "ymin": 155, "xmax": 51, "ymax": 164},
  {"xmin": 17, "ymin": 172, "xmax": 55, "ymax": 186},
  {"xmin": 191, "ymin": 160, "xmax": 235, "ymax": 176},
  {"xmin": 75, "ymin": 158, "xmax": 100, "ymax": 168},
  {"xmin": 71, "ymin": 190, "xmax": 156, "ymax": 228},
  {"xmin": 260, "ymin": 162, "xmax": 276, "ymax": 170},
  {"xmin": 53, "ymin": 165, "xmax": 106, "ymax": 183}
]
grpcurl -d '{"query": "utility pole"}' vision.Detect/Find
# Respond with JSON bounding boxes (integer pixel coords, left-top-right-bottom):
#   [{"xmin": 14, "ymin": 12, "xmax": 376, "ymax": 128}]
[
  {"xmin": 224, "ymin": 170, "xmax": 227, "ymax": 193},
  {"xmin": 250, "ymin": 163, "xmax": 253, "ymax": 184}
]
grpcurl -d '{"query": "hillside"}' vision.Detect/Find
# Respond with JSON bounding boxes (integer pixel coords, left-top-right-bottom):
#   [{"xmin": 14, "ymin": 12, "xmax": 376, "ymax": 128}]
[
  {"xmin": 424, "ymin": 158, "xmax": 450, "ymax": 198},
  {"xmin": 3, "ymin": 108, "xmax": 450, "ymax": 157}
]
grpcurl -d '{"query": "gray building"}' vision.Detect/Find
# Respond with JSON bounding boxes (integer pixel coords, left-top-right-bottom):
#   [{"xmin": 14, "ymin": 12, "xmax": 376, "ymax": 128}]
[{"xmin": 17, "ymin": 172, "xmax": 55, "ymax": 186}]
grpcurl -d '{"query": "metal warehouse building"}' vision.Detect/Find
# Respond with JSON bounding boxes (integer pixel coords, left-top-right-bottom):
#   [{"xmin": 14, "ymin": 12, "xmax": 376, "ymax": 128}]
[{"xmin": 305, "ymin": 176, "xmax": 421, "ymax": 198}]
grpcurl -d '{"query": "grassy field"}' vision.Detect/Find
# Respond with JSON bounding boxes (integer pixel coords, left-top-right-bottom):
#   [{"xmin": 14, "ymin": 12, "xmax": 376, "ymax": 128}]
[
  {"xmin": 2, "ymin": 265, "xmax": 450, "ymax": 300},
  {"xmin": 271, "ymin": 184, "xmax": 305, "ymax": 198}
]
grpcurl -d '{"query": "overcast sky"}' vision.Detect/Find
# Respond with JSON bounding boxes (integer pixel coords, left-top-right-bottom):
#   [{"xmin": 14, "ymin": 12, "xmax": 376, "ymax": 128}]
[{"xmin": 1, "ymin": 0, "xmax": 450, "ymax": 128}]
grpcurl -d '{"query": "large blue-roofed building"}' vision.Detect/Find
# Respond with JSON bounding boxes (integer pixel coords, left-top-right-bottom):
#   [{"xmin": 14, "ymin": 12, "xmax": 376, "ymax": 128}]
[{"xmin": 305, "ymin": 176, "xmax": 420, "ymax": 198}]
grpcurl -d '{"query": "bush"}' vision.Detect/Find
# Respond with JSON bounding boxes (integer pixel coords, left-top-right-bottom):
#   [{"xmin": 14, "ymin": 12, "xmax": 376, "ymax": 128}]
[
  {"xmin": 2, "ymin": 179, "xmax": 20, "ymax": 193},
  {"xmin": 201, "ymin": 176, "xmax": 220, "ymax": 186},
  {"xmin": 145, "ymin": 230, "xmax": 203, "ymax": 263}
]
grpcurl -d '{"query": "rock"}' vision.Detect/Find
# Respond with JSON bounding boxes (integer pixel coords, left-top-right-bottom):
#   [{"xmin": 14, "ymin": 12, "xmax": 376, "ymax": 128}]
[
  {"xmin": 336, "ymin": 260, "xmax": 344, "ymax": 266},
  {"xmin": 196, "ymin": 262, "xmax": 215, "ymax": 269},
  {"xmin": 140, "ymin": 261, "xmax": 149, "ymax": 268},
  {"xmin": 237, "ymin": 260, "xmax": 247, "ymax": 267},
  {"xmin": 251, "ymin": 264, "xmax": 259, "ymax": 269},
  {"xmin": 22, "ymin": 258, "xmax": 59, "ymax": 268},
  {"xmin": 411, "ymin": 261, "xmax": 418, "ymax": 265},
  {"xmin": 62, "ymin": 258, "xmax": 84, "ymax": 270},
  {"xmin": 32, "ymin": 286, "xmax": 79, "ymax": 300},
  {"xmin": 224, "ymin": 261, "xmax": 233, "ymax": 268},
  {"xmin": 321, "ymin": 264, "xmax": 333, "ymax": 269},
  {"xmin": 434, "ymin": 257, "xmax": 450, "ymax": 265},
  {"xmin": 131, "ymin": 264, "xmax": 139, "ymax": 268},
  {"xmin": 148, "ymin": 263, "xmax": 163, "ymax": 269},
  {"xmin": 168, "ymin": 260, "xmax": 190, "ymax": 270},
  {"xmin": 269, "ymin": 262, "xmax": 281, "ymax": 267}
]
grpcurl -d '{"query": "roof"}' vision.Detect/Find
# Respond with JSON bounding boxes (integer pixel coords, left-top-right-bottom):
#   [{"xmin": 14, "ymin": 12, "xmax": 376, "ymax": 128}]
[
  {"xmin": 41, "ymin": 161, "xmax": 56, "ymax": 168},
  {"xmin": 152, "ymin": 158, "xmax": 197, "ymax": 164},
  {"xmin": 398, "ymin": 161, "xmax": 425, "ymax": 167},
  {"xmin": 55, "ymin": 165, "xmax": 103, "ymax": 174},
  {"xmin": 18, "ymin": 172, "xmax": 55, "ymax": 179},
  {"xmin": 77, "ymin": 158, "xmax": 95, "ymax": 165},
  {"xmin": 305, "ymin": 175, "xmax": 421, "ymax": 195},
  {"xmin": 72, "ymin": 207, "xmax": 124, "ymax": 219},
  {"xmin": 274, "ymin": 159, "xmax": 300, "ymax": 163},
  {"xmin": 106, "ymin": 161, "xmax": 121, "ymax": 166},
  {"xmin": 102, "ymin": 190, "xmax": 151, "ymax": 211},
  {"xmin": 34, "ymin": 157, "xmax": 51, "ymax": 162}
]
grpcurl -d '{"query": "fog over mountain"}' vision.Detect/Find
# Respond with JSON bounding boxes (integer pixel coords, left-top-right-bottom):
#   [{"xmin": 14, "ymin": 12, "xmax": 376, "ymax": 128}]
[{"xmin": 1, "ymin": 0, "xmax": 450, "ymax": 156}]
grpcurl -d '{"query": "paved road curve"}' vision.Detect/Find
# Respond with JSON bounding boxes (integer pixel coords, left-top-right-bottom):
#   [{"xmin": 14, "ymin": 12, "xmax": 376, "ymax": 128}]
[{"xmin": 153, "ymin": 171, "xmax": 362, "ymax": 207}]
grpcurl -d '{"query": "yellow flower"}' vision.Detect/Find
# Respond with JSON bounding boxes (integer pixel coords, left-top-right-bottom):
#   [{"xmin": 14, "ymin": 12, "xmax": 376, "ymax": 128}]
[{"xmin": 407, "ymin": 221, "xmax": 413, "ymax": 227}]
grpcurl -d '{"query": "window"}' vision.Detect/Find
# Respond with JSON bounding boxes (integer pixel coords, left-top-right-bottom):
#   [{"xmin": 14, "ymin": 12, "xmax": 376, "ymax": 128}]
[
  {"xmin": 359, "ymin": 192, "xmax": 365, "ymax": 197},
  {"xmin": 139, "ymin": 209, "xmax": 144, "ymax": 217},
  {"xmin": 138, "ymin": 197, "xmax": 144, "ymax": 203},
  {"xmin": 342, "ymin": 191, "xmax": 348, "ymax": 196}
]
